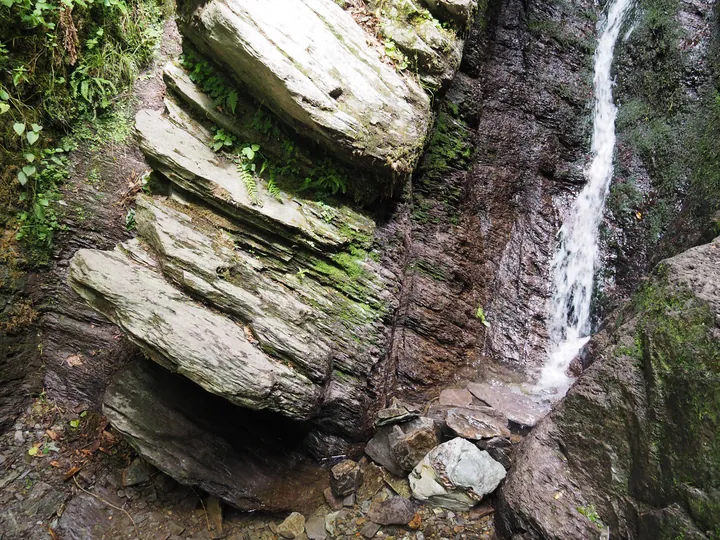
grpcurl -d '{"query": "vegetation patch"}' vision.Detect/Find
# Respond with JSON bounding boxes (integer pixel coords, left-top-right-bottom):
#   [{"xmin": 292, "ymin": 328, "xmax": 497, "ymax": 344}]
[
  {"xmin": 0, "ymin": 0, "xmax": 169, "ymax": 264},
  {"xmin": 411, "ymin": 101, "xmax": 473, "ymax": 225},
  {"xmin": 178, "ymin": 48, "xmax": 386, "ymax": 205},
  {"xmin": 612, "ymin": 0, "xmax": 720, "ymax": 260}
]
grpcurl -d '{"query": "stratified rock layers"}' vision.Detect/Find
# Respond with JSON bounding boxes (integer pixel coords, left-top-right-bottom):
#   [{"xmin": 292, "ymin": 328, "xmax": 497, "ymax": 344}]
[
  {"xmin": 176, "ymin": 0, "xmax": 431, "ymax": 177},
  {"xmin": 66, "ymin": 0, "xmax": 472, "ymax": 513},
  {"xmin": 497, "ymin": 237, "xmax": 720, "ymax": 539}
]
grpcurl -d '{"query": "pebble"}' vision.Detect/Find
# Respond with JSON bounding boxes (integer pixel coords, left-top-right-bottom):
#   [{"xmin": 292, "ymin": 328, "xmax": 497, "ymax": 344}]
[
  {"xmin": 360, "ymin": 521, "xmax": 381, "ymax": 538},
  {"xmin": 14, "ymin": 430, "xmax": 23, "ymax": 443}
]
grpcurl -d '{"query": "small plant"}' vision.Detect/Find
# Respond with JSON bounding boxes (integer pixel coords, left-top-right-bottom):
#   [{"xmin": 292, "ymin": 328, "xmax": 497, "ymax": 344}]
[
  {"xmin": 125, "ymin": 208, "xmax": 136, "ymax": 230},
  {"xmin": 475, "ymin": 305, "xmax": 490, "ymax": 327},
  {"xmin": 235, "ymin": 144, "xmax": 263, "ymax": 205},
  {"xmin": 384, "ymin": 39, "xmax": 409, "ymax": 71},
  {"xmin": 267, "ymin": 176, "xmax": 282, "ymax": 202},
  {"xmin": 577, "ymin": 505, "xmax": 605, "ymax": 529},
  {"xmin": 211, "ymin": 129, "xmax": 235, "ymax": 152}
]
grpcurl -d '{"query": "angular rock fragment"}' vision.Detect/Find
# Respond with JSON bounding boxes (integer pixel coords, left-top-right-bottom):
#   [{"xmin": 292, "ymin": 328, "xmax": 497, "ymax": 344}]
[
  {"xmin": 330, "ymin": 460, "xmax": 363, "ymax": 497},
  {"xmin": 445, "ymin": 407, "xmax": 511, "ymax": 440},
  {"xmin": 439, "ymin": 388, "xmax": 473, "ymax": 407},
  {"xmin": 366, "ymin": 416, "xmax": 439, "ymax": 475},
  {"xmin": 368, "ymin": 496, "xmax": 416, "ymax": 525},
  {"xmin": 409, "ymin": 437, "xmax": 506, "ymax": 511},
  {"xmin": 176, "ymin": 0, "xmax": 431, "ymax": 177},
  {"xmin": 103, "ymin": 360, "xmax": 326, "ymax": 511},
  {"xmin": 375, "ymin": 397, "xmax": 421, "ymax": 427},
  {"xmin": 69, "ymin": 248, "xmax": 321, "ymax": 419},
  {"xmin": 466, "ymin": 382, "xmax": 549, "ymax": 427},
  {"xmin": 388, "ymin": 417, "xmax": 440, "ymax": 473},
  {"xmin": 422, "ymin": 0, "xmax": 477, "ymax": 28},
  {"xmin": 278, "ymin": 512, "xmax": 306, "ymax": 539}
]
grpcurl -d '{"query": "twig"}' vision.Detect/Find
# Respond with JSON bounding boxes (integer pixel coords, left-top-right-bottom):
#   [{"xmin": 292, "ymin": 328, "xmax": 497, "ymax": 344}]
[
  {"xmin": 73, "ymin": 476, "xmax": 139, "ymax": 538},
  {"xmin": 192, "ymin": 487, "xmax": 212, "ymax": 532}
]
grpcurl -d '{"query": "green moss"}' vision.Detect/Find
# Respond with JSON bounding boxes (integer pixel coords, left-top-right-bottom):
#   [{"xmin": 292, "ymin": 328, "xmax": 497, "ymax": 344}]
[
  {"xmin": 623, "ymin": 268, "xmax": 720, "ymax": 520},
  {"xmin": 612, "ymin": 0, "xmax": 720, "ymax": 253}
]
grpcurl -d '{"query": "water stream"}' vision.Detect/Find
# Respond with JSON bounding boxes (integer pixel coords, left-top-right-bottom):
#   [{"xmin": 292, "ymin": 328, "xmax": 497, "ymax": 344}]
[{"xmin": 537, "ymin": 0, "xmax": 633, "ymax": 397}]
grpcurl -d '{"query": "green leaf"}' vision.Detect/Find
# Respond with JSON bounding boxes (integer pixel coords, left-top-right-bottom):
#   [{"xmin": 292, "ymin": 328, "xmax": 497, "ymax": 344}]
[
  {"xmin": 227, "ymin": 91, "xmax": 238, "ymax": 114},
  {"xmin": 0, "ymin": 89, "xmax": 9, "ymax": 100},
  {"xmin": 22, "ymin": 166, "xmax": 36, "ymax": 177},
  {"xmin": 31, "ymin": 123, "xmax": 42, "ymax": 132},
  {"xmin": 17, "ymin": 171, "xmax": 27, "ymax": 186},
  {"xmin": 0, "ymin": 103, "xmax": 9, "ymax": 114},
  {"xmin": 24, "ymin": 153, "xmax": 35, "ymax": 162},
  {"xmin": 69, "ymin": 419, "xmax": 80, "ymax": 428},
  {"xmin": 27, "ymin": 131, "xmax": 39, "ymax": 145},
  {"xmin": 251, "ymin": 144, "xmax": 260, "ymax": 152},
  {"xmin": 80, "ymin": 80, "xmax": 89, "ymax": 102},
  {"xmin": 13, "ymin": 122, "xmax": 25, "ymax": 136},
  {"xmin": 28, "ymin": 446, "xmax": 39, "ymax": 456}
]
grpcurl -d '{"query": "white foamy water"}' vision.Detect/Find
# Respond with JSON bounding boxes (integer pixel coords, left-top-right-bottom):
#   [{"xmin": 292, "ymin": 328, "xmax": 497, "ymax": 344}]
[{"xmin": 537, "ymin": 0, "xmax": 633, "ymax": 397}]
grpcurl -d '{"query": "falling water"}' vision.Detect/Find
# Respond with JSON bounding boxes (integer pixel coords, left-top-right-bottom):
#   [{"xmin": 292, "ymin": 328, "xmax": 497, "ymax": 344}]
[{"xmin": 537, "ymin": 0, "xmax": 633, "ymax": 396}]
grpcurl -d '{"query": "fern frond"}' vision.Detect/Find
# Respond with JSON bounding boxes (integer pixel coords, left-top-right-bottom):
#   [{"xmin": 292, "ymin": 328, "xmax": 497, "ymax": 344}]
[
  {"xmin": 238, "ymin": 162, "xmax": 259, "ymax": 206},
  {"xmin": 267, "ymin": 176, "xmax": 283, "ymax": 202}
]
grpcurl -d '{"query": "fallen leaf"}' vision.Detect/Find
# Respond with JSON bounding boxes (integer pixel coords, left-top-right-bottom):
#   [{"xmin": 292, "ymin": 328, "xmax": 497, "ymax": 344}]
[
  {"xmin": 408, "ymin": 513, "xmax": 422, "ymax": 529},
  {"xmin": 69, "ymin": 419, "xmax": 80, "ymax": 428},
  {"xmin": 66, "ymin": 354, "xmax": 84, "ymax": 367},
  {"xmin": 48, "ymin": 527, "xmax": 59, "ymax": 540},
  {"xmin": 50, "ymin": 460, "xmax": 61, "ymax": 468},
  {"xmin": 46, "ymin": 429, "xmax": 58, "ymax": 440},
  {"xmin": 28, "ymin": 446, "xmax": 39, "ymax": 456},
  {"xmin": 63, "ymin": 466, "xmax": 81, "ymax": 482}
]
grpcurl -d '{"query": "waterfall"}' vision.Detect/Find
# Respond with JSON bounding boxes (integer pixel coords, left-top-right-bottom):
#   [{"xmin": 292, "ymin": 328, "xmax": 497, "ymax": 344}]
[{"xmin": 537, "ymin": 0, "xmax": 633, "ymax": 396}]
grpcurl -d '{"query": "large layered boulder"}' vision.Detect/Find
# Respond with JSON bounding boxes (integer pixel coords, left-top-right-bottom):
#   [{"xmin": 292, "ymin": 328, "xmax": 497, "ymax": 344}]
[
  {"xmin": 497, "ymin": 237, "xmax": 720, "ymax": 539},
  {"xmin": 176, "ymin": 0, "xmax": 432, "ymax": 177},
  {"xmin": 104, "ymin": 360, "xmax": 327, "ymax": 512}
]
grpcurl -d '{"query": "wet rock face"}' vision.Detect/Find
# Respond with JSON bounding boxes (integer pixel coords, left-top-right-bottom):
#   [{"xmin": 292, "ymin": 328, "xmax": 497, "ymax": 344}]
[
  {"xmin": 176, "ymin": 0, "xmax": 432, "ymax": 178},
  {"xmin": 497, "ymin": 237, "xmax": 720, "ymax": 539},
  {"xmin": 600, "ymin": 0, "xmax": 718, "ymax": 318},
  {"xmin": 381, "ymin": 0, "xmax": 599, "ymax": 397}
]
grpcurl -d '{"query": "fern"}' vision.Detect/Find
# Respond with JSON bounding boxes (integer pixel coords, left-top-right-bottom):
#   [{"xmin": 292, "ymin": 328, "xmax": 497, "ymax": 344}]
[
  {"xmin": 267, "ymin": 175, "xmax": 283, "ymax": 202},
  {"xmin": 237, "ymin": 162, "xmax": 259, "ymax": 205}
]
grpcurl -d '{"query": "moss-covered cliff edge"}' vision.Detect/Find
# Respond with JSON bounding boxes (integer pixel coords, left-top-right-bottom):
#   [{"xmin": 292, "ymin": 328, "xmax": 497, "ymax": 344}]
[{"xmin": 498, "ymin": 235, "xmax": 720, "ymax": 539}]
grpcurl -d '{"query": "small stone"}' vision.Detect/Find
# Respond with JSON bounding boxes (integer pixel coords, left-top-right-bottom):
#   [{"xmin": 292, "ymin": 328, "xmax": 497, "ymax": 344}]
[
  {"xmin": 360, "ymin": 521, "xmax": 382, "ymax": 538},
  {"xmin": 325, "ymin": 511, "xmax": 340, "ymax": 537},
  {"xmin": 324, "ymin": 487, "xmax": 344, "ymax": 510},
  {"xmin": 269, "ymin": 522, "xmax": 279, "ymax": 534},
  {"xmin": 357, "ymin": 463, "xmax": 385, "ymax": 501},
  {"xmin": 167, "ymin": 521, "xmax": 185, "ymax": 536},
  {"xmin": 121, "ymin": 458, "xmax": 154, "ymax": 487},
  {"xmin": 375, "ymin": 398, "xmax": 420, "ymax": 427},
  {"xmin": 14, "ymin": 430, "xmax": 23, "ymax": 443},
  {"xmin": 343, "ymin": 492, "xmax": 355, "ymax": 507},
  {"xmin": 278, "ymin": 512, "xmax": 306, "ymax": 539},
  {"xmin": 305, "ymin": 515, "xmax": 327, "ymax": 540},
  {"xmin": 439, "ymin": 388, "xmax": 473, "ymax": 408},
  {"xmin": 382, "ymin": 471, "xmax": 411, "ymax": 499},
  {"xmin": 330, "ymin": 460, "xmax": 363, "ymax": 497},
  {"xmin": 368, "ymin": 496, "xmax": 415, "ymax": 525}
]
